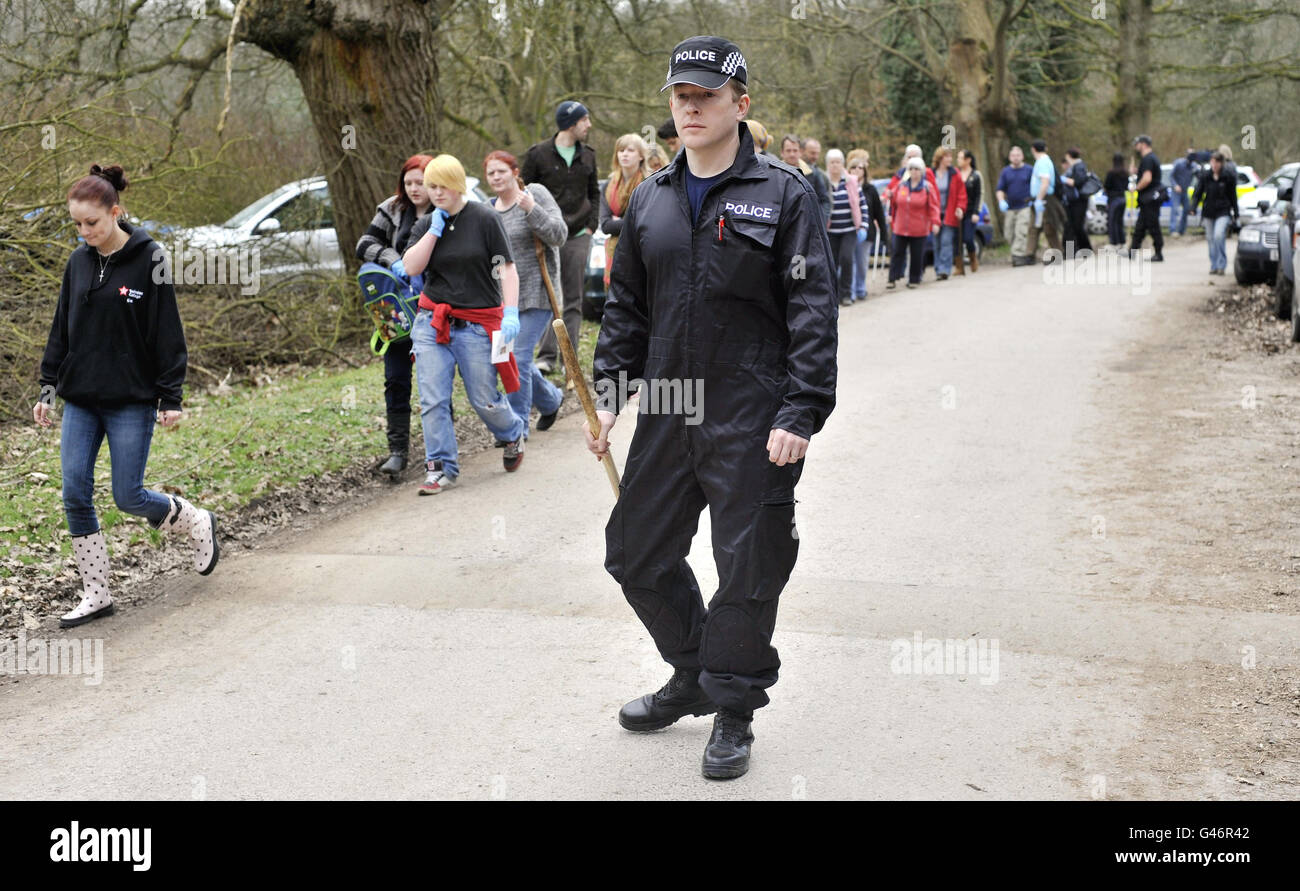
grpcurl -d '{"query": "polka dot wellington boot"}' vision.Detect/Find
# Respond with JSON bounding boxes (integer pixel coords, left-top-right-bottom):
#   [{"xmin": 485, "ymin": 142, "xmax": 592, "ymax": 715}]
[
  {"xmin": 162, "ymin": 495, "xmax": 220, "ymax": 575},
  {"xmin": 60, "ymin": 530, "xmax": 115, "ymax": 628}
]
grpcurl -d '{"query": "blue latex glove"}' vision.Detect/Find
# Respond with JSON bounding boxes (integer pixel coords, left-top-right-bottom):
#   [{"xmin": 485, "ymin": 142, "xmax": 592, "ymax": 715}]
[
  {"xmin": 429, "ymin": 208, "xmax": 449, "ymax": 238},
  {"xmin": 856, "ymin": 227, "xmax": 868, "ymax": 243},
  {"xmin": 998, "ymin": 198, "xmax": 1009, "ymax": 213},
  {"xmin": 1032, "ymin": 199, "xmax": 1046, "ymax": 215},
  {"xmin": 390, "ymin": 258, "xmax": 406, "ymax": 279},
  {"xmin": 501, "ymin": 305, "xmax": 520, "ymax": 344}
]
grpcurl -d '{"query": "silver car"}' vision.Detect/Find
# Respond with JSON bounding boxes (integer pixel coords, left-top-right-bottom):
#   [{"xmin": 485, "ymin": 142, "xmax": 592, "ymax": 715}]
[{"xmin": 174, "ymin": 175, "xmax": 485, "ymax": 281}]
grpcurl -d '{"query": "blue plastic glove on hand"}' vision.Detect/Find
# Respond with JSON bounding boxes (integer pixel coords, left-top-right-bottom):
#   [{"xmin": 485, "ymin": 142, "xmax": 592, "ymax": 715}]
[
  {"xmin": 429, "ymin": 208, "xmax": 449, "ymax": 238},
  {"xmin": 501, "ymin": 305, "xmax": 520, "ymax": 344},
  {"xmin": 390, "ymin": 258, "xmax": 406, "ymax": 279},
  {"xmin": 856, "ymin": 227, "xmax": 868, "ymax": 243},
  {"xmin": 998, "ymin": 198, "xmax": 1009, "ymax": 213},
  {"xmin": 1032, "ymin": 199, "xmax": 1046, "ymax": 215}
]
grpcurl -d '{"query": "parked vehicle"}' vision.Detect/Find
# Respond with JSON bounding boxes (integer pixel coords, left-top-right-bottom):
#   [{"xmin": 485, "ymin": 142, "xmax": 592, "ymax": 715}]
[
  {"xmin": 1088, "ymin": 163, "xmax": 1215, "ymax": 234},
  {"xmin": 1290, "ymin": 222, "xmax": 1300, "ymax": 343},
  {"xmin": 1234, "ymin": 196, "xmax": 1289, "ymax": 287},
  {"xmin": 174, "ymin": 175, "xmax": 485, "ymax": 281},
  {"xmin": 1269, "ymin": 185, "xmax": 1297, "ymax": 336},
  {"xmin": 1238, "ymin": 162, "xmax": 1299, "ymax": 228}
]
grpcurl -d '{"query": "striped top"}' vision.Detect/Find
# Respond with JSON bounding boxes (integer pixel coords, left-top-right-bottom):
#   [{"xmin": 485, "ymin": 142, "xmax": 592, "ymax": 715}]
[{"xmin": 828, "ymin": 177, "xmax": 855, "ymax": 233}]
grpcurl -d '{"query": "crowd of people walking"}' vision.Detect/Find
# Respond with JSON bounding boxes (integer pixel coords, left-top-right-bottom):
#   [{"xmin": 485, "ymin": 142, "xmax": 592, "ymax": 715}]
[{"xmin": 32, "ymin": 106, "xmax": 1226, "ymax": 630}]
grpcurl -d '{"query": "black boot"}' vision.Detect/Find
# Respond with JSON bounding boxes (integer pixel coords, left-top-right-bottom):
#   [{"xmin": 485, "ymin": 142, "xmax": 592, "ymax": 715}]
[
  {"xmin": 618, "ymin": 668, "xmax": 716, "ymax": 732},
  {"xmin": 702, "ymin": 708, "xmax": 755, "ymax": 780},
  {"xmin": 380, "ymin": 411, "xmax": 410, "ymax": 478}
]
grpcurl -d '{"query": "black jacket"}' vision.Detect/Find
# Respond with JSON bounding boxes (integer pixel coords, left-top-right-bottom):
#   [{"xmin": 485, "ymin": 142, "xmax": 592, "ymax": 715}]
[
  {"xmin": 862, "ymin": 179, "xmax": 889, "ymax": 242},
  {"xmin": 806, "ymin": 165, "xmax": 833, "ymax": 226},
  {"xmin": 1191, "ymin": 169, "xmax": 1240, "ymax": 220},
  {"xmin": 520, "ymin": 135, "xmax": 600, "ymax": 238},
  {"xmin": 962, "ymin": 170, "xmax": 982, "ymax": 219},
  {"xmin": 40, "ymin": 221, "xmax": 187, "ymax": 410},
  {"xmin": 594, "ymin": 123, "xmax": 837, "ymax": 439}
]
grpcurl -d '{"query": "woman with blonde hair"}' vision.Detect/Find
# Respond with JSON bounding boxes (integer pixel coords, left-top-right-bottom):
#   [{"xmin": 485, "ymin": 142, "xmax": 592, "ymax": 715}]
[
  {"xmin": 599, "ymin": 134, "xmax": 649, "ymax": 282},
  {"xmin": 846, "ymin": 151, "xmax": 887, "ymax": 301},
  {"xmin": 646, "ymin": 143, "xmax": 670, "ymax": 173},
  {"xmin": 402, "ymin": 153, "xmax": 528, "ymax": 493}
]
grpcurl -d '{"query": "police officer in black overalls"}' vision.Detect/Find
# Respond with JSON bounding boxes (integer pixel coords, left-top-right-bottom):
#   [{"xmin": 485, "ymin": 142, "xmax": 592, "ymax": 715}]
[{"xmin": 585, "ymin": 36, "xmax": 838, "ymax": 780}]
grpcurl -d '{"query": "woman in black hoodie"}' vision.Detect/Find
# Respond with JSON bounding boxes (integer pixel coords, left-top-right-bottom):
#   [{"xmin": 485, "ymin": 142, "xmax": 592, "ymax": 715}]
[{"xmin": 34, "ymin": 164, "xmax": 220, "ymax": 628}]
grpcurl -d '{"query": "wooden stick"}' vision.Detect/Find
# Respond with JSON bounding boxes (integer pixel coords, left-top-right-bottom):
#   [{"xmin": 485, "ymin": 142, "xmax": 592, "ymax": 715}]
[{"xmin": 533, "ymin": 238, "xmax": 621, "ymax": 498}]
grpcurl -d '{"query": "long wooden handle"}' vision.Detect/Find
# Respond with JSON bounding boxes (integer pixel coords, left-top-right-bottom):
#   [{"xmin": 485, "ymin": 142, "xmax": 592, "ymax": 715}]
[
  {"xmin": 533, "ymin": 238, "xmax": 621, "ymax": 498},
  {"xmin": 552, "ymin": 318, "xmax": 621, "ymax": 496}
]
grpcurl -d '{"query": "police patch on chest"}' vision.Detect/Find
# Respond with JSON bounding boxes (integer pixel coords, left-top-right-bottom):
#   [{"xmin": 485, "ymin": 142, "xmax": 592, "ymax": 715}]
[{"xmin": 720, "ymin": 199, "xmax": 778, "ymax": 223}]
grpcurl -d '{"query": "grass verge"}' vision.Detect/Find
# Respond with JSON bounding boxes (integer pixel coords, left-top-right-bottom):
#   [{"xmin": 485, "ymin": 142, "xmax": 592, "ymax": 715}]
[{"xmin": 0, "ymin": 319, "xmax": 601, "ymax": 593}]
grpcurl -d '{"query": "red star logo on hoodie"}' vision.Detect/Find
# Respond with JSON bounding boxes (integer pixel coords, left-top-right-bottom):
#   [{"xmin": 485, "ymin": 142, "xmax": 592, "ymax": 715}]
[{"xmin": 119, "ymin": 286, "xmax": 128, "ymax": 296}]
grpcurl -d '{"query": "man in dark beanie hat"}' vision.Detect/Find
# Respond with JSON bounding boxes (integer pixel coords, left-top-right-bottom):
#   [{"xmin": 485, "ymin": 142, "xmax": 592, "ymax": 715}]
[
  {"xmin": 521, "ymin": 100, "xmax": 599, "ymax": 377},
  {"xmin": 585, "ymin": 35, "xmax": 838, "ymax": 780}
]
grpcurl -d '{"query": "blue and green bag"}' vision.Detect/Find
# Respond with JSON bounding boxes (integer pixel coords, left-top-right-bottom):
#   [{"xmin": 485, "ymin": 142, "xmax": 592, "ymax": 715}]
[{"xmin": 358, "ymin": 262, "xmax": 421, "ymax": 355}]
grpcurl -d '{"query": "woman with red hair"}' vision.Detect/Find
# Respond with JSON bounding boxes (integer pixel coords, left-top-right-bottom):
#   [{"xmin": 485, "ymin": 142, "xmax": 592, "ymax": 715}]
[{"xmin": 356, "ymin": 153, "xmax": 435, "ymax": 476}]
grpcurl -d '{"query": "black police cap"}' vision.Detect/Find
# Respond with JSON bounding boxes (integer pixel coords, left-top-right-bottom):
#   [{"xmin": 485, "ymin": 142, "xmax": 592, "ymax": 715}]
[{"xmin": 661, "ymin": 36, "xmax": 747, "ymax": 93}]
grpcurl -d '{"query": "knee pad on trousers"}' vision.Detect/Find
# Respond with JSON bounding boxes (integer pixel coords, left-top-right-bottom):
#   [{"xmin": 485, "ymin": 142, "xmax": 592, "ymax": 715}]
[
  {"xmin": 624, "ymin": 587, "xmax": 685, "ymax": 651},
  {"xmin": 700, "ymin": 602, "xmax": 777, "ymax": 673}
]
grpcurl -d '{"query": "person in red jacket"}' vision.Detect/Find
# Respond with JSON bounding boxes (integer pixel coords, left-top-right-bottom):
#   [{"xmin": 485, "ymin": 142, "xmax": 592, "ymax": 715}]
[
  {"xmin": 886, "ymin": 157, "xmax": 940, "ymax": 289},
  {"xmin": 931, "ymin": 146, "xmax": 967, "ymax": 280},
  {"xmin": 885, "ymin": 144, "xmax": 937, "ymax": 198}
]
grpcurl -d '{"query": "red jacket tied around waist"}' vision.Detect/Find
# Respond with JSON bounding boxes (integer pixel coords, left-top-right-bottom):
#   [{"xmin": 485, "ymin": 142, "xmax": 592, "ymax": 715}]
[{"xmin": 417, "ymin": 295, "xmax": 521, "ymax": 393}]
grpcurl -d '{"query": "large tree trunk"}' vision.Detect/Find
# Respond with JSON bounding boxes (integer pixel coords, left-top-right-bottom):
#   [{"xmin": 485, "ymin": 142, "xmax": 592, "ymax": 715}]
[
  {"xmin": 238, "ymin": 0, "xmax": 443, "ymax": 276},
  {"xmin": 947, "ymin": 0, "xmax": 1023, "ymax": 242},
  {"xmin": 947, "ymin": 3, "xmax": 992, "ymax": 167},
  {"xmin": 1112, "ymin": 0, "xmax": 1153, "ymax": 146}
]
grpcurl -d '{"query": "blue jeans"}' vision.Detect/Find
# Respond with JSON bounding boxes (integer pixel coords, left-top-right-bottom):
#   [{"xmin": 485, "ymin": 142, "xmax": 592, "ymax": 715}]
[
  {"xmin": 1170, "ymin": 190, "xmax": 1190, "ymax": 234},
  {"xmin": 1205, "ymin": 214, "xmax": 1230, "ymax": 271},
  {"xmin": 410, "ymin": 308, "xmax": 526, "ymax": 478},
  {"xmin": 935, "ymin": 225, "xmax": 958, "ymax": 275},
  {"xmin": 851, "ymin": 234, "xmax": 868, "ymax": 299},
  {"xmin": 508, "ymin": 308, "xmax": 564, "ymax": 437},
  {"xmin": 60, "ymin": 400, "xmax": 172, "ymax": 537}
]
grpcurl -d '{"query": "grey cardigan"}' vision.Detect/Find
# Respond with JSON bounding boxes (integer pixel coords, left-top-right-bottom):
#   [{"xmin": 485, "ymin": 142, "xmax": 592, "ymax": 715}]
[{"xmin": 493, "ymin": 183, "xmax": 568, "ymax": 312}]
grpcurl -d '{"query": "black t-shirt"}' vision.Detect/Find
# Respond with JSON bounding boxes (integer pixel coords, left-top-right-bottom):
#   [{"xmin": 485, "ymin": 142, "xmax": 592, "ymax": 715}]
[
  {"xmin": 410, "ymin": 200, "xmax": 513, "ymax": 308},
  {"xmin": 1137, "ymin": 153, "xmax": 1161, "ymax": 200}
]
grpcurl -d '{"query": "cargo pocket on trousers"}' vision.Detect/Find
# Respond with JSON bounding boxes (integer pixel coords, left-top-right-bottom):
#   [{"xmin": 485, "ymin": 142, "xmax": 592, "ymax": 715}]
[{"xmin": 745, "ymin": 497, "xmax": 799, "ymax": 601}]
